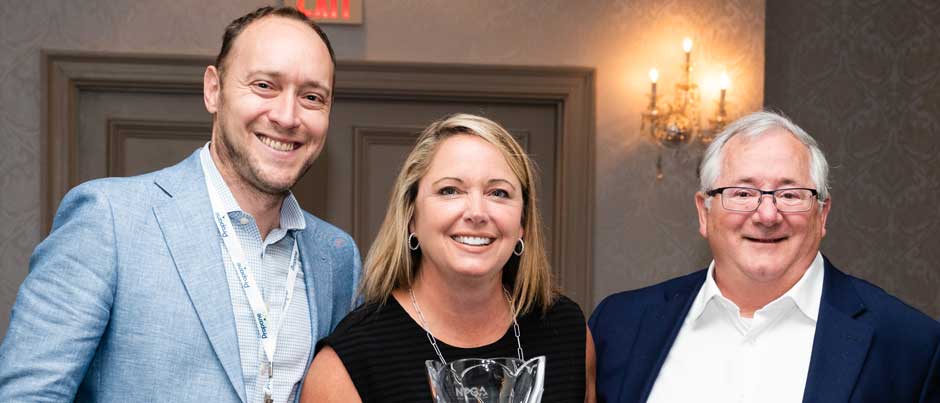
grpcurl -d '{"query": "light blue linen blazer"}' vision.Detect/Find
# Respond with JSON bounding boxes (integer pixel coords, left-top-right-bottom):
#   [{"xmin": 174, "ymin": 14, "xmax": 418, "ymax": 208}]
[{"xmin": 0, "ymin": 150, "xmax": 362, "ymax": 402}]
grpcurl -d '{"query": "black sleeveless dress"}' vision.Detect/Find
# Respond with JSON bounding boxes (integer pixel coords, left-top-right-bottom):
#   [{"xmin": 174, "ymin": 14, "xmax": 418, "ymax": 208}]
[{"xmin": 318, "ymin": 295, "xmax": 586, "ymax": 402}]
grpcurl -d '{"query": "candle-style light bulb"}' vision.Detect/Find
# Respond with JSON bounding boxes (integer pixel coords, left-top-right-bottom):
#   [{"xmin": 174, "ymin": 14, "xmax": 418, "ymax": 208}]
[
  {"xmin": 648, "ymin": 68, "xmax": 658, "ymax": 109},
  {"xmin": 718, "ymin": 71, "xmax": 729, "ymax": 116},
  {"xmin": 681, "ymin": 38, "xmax": 693, "ymax": 89}
]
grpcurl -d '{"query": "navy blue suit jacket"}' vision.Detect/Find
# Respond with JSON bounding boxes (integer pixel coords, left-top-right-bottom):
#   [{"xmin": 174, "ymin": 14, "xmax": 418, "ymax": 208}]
[{"xmin": 589, "ymin": 257, "xmax": 940, "ymax": 402}]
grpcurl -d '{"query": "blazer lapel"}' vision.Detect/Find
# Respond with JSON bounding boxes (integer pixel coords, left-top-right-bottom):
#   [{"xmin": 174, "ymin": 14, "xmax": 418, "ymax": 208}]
[
  {"xmin": 623, "ymin": 273, "xmax": 704, "ymax": 402},
  {"xmin": 152, "ymin": 153, "xmax": 247, "ymax": 403},
  {"xmin": 297, "ymin": 219, "xmax": 333, "ymax": 347},
  {"xmin": 802, "ymin": 261, "xmax": 872, "ymax": 403}
]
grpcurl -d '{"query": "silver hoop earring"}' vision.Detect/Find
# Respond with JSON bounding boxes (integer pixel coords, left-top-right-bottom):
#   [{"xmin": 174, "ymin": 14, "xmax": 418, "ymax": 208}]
[
  {"xmin": 408, "ymin": 233, "xmax": 420, "ymax": 251},
  {"xmin": 513, "ymin": 238, "xmax": 525, "ymax": 256}
]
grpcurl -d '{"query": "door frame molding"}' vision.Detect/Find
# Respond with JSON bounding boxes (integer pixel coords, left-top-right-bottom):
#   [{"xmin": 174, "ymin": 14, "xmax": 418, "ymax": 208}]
[{"xmin": 42, "ymin": 50, "xmax": 595, "ymax": 306}]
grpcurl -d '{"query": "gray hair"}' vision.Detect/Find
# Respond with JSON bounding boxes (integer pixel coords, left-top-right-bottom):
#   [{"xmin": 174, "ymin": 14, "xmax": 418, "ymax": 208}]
[{"xmin": 699, "ymin": 111, "xmax": 830, "ymax": 206}]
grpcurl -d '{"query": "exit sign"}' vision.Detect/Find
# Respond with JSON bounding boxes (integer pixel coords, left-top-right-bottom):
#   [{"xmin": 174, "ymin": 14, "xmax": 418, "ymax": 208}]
[{"xmin": 295, "ymin": 0, "xmax": 362, "ymax": 25}]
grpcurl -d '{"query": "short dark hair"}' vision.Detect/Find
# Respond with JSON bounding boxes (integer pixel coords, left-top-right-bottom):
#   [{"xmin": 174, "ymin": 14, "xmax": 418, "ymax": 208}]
[{"xmin": 214, "ymin": 6, "xmax": 336, "ymax": 78}]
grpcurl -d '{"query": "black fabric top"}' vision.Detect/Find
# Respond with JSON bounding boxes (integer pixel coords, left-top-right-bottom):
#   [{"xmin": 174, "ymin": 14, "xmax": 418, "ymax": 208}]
[{"xmin": 319, "ymin": 294, "xmax": 587, "ymax": 402}]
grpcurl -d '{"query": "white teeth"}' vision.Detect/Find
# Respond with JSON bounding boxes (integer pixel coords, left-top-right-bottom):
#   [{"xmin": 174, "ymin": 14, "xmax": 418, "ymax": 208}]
[
  {"xmin": 452, "ymin": 236, "xmax": 493, "ymax": 246},
  {"xmin": 258, "ymin": 135, "xmax": 296, "ymax": 152}
]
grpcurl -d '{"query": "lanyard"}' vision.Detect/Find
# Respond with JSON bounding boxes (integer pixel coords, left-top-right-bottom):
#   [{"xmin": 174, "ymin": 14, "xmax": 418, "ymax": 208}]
[{"xmin": 201, "ymin": 153, "xmax": 301, "ymax": 401}]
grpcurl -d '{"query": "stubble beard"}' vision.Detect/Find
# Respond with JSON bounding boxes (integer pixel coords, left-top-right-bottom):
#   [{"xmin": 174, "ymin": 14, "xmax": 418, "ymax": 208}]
[{"xmin": 214, "ymin": 113, "xmax": 317, "ymax": 198}]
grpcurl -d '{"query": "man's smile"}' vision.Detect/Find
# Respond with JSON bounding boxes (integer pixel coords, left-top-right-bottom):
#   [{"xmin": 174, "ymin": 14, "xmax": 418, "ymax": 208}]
[
  {"xmin": 256, "ymin": 133, "xmax": 299, "ymax": 152},
  {"xmin": 743, "ymin": 235, "xmax": 788, "ymax": 243}
]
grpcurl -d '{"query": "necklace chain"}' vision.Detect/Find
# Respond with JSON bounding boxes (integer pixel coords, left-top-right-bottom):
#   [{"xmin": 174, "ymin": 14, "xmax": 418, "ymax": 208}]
[{"xmin": 409, "ymin": 287, "xmax": 525, "ymax": 365}]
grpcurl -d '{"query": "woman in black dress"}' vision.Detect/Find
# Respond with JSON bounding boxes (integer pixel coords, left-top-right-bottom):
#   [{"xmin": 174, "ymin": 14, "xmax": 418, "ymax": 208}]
[{"xmin": 301, "ymin": 113, "xmax": 595, "ymax": 402}]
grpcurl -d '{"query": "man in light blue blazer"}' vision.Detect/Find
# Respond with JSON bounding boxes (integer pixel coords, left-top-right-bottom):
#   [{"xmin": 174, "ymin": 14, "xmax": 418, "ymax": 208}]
[
  {"xmin": 591, "ymin": 111, "xmax": 940, "ymax": 402},
  {"xmin": 0, "ymin": 6, "xmax": 361, "ymax": 402}
]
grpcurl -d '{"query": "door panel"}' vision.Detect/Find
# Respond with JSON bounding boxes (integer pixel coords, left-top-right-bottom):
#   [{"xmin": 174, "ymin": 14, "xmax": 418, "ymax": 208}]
[{"xmin": 78, "ymin": 91, "xmax": 210, "ymax": 180}]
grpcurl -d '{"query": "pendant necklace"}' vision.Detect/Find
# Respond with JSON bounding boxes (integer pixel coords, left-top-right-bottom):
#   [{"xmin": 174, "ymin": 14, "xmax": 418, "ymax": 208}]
[{"xmin": 409, "ymin": 287, "xmax": 525, "ymax": 365}]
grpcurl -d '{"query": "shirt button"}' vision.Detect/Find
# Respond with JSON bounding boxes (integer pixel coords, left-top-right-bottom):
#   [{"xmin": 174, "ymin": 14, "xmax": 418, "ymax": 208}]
[{"xmin": 239, "ymin": 217, "xmax": 249, "ymax": 225}]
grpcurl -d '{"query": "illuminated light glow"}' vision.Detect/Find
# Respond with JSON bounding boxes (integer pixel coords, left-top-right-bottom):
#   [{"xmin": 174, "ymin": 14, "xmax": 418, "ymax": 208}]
[
  {"xmin": 682, "ymin": 38, "xmax": 693, "ymax": 53},
  {"xmin": 343, "ymin": 0, "xmax": 350, "ymax": 18},
  {"xmin": 719, "ymin": 72, "xmax": 730, "ymax": 90},
  {"xmin": 331, "ymin": 0, "xmax": 338, "ymax": 18},
  {"xmin": 649, "ymin": 68, "xmax": 659, "ymax": 83}
]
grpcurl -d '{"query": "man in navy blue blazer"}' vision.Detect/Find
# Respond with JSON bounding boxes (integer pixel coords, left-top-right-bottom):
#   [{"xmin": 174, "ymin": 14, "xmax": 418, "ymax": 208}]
[{"xmin": 590, "ymin": 111, "xmax": 940, "ymax": 403}]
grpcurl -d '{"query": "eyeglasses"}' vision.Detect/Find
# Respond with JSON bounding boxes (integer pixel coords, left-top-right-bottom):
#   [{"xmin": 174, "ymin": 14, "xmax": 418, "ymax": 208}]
[{"xmin": 705, "ymin": 187, "xmax": 820, "ymax": 213}]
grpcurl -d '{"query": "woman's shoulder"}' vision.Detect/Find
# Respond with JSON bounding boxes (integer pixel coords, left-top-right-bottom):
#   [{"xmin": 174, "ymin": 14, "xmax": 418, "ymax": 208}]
[
  {"xmin": 518, "ymin": 293, "xmax": 586, "ymax": 338},
  {"xmin": 521, "ymin": 293, "xmax": 587, "ymax": 400},
  {"xmin": 548, "ymin": 294, "xmax": 585, "ymax": 316},
  {"xmin": 538, "ymin": 293, "xmax": 586, "ymax": 323},
  {"xmin": 321, "ymin": 298, "xmax": 409, "ymax": 348}
]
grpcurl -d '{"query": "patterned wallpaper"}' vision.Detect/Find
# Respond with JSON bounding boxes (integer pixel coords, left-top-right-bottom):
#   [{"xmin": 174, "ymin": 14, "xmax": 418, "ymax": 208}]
[
  {"xmin": 765, "ymin": 0, "xmax": 940, "ymax": 318},
  {"xmin": 0, "ymin": 0, "xmax": 765, "ymax": 339}
]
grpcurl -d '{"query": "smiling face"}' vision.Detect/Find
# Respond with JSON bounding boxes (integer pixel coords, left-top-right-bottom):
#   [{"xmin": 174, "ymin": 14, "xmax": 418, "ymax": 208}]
[
  {"xmin": 411, "ymin": 135, "xmax": 525, "ymax": 283},
  {"xmin": 695, "ymin": 129, "xmax": 831, "ymax": 290},
  {"xmin": 203, "ymin": 16, "xmax": 334, "ymax": 195}
]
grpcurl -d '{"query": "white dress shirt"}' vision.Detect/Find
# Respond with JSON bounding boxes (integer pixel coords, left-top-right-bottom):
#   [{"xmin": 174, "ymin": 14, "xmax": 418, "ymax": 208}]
[{"xmin": 647, "ymin": 253, "xmax": 825, "ymax": 403}]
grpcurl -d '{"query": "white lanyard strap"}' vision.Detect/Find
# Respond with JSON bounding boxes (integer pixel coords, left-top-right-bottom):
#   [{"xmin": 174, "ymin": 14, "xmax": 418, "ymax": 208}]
[{"xmin": 201, "ymin": 157, "xmax": 301, "ymax": 367}]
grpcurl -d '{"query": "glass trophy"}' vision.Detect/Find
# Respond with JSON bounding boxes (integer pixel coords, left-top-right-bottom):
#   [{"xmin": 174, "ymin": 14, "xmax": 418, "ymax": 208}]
[{"xmin": 426, "ymin": 356, "xmax": 545, "ymax": 403}]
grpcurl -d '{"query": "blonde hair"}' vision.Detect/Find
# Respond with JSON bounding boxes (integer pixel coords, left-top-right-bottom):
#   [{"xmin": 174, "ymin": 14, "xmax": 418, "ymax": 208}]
[{"xmin": 359, "ymin": 113, "xmax": 557, "ymax": 315}]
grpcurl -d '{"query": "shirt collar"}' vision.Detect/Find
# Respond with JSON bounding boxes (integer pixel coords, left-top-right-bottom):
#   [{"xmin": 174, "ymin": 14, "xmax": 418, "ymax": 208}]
[
  {"xmin": 688, "ymin": 261, "xmax": 724, "ymax": 321},
  {"xmin": 781, "ymin": 252, "xmax": 824, "ymax": 322},
  {"xmin": 688, "ymin": 252, "xmax": 825, "ymax": 322},
  {"xmin": 199, "ymin": 143, "xmax": 306, "ymax": 232}
]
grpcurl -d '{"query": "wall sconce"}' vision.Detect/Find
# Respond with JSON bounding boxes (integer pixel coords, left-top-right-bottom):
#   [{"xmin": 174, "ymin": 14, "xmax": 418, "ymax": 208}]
[
  {"xmin": 704, "ymin": 72, "xmax": 731, "ymax": 144},
  {"xmin": 640, "ymin": 38, "xmax": 734, "ymax": 178}
]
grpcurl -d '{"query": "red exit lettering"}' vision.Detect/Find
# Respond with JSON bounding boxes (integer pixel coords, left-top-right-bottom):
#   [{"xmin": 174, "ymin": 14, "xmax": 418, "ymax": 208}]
[{"xmin": 296, "ymin": 0, "xmax": 353, "ymax": 21}]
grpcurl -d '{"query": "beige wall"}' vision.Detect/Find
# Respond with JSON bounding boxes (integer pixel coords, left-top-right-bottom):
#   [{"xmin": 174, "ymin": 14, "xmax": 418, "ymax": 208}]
[
  {"xmin": 765, "ymin": 0, "xmax": 940, "ymax": 317},
  {"xmin": 0, "ymin": 0, "xmax": 766, "ymax": 338}
]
